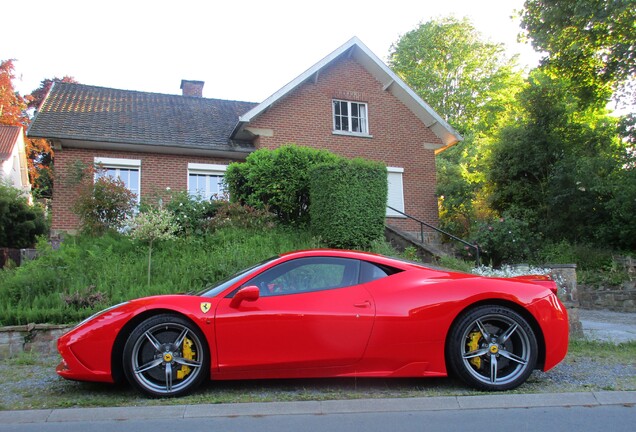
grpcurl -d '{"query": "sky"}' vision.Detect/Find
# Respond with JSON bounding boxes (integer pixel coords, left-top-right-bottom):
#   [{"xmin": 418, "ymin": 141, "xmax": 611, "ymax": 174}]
[{"xmin": 4, "ymin": 0, "xmax": 541, "ymax": 103}]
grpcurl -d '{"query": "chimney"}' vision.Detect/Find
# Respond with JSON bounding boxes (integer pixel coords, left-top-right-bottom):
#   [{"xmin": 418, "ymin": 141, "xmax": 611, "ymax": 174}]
[{"xmin": 180, "ymin": 80, "xmax": 205, "ymax": 97}]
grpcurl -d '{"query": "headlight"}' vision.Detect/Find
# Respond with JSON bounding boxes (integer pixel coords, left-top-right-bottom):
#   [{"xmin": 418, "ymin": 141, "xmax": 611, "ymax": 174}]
[{"xmin": 73, "ymin": 301, "xmax": 129, "ymax": 329}]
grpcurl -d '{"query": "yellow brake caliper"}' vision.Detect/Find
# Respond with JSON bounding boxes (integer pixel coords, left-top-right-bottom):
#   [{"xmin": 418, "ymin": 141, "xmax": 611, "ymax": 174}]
[
  {"xmin": 467, "ymin": 331, "xmax": 482, "ymax": 369},
  {"xmin": 177, "ymin": 337, "xmax": 195, "ymax": 379}
]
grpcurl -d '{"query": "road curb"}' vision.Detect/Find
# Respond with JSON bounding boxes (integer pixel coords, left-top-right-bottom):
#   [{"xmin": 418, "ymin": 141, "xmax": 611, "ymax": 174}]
[{"xmin": 1, "ymin": 391, "xmax": 634, "ymax": 424}]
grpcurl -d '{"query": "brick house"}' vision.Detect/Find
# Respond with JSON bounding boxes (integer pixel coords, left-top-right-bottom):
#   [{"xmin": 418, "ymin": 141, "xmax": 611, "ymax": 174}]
[{"xmin": 27, "ymin": 37, "xmax": 461, "ymax": 236}]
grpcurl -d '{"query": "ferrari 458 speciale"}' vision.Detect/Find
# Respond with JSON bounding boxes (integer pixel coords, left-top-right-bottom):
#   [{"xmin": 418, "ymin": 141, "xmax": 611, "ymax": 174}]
[{"xmin": 57, "ymin": 249, "xmax": 569, "ymax": 397}]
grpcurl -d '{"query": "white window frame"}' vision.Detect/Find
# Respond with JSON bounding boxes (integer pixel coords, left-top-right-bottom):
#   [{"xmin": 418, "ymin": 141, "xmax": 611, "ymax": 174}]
[
  {"xmin": 187, "ymin": 163, "xmax": 228, "ymax": 200},
  {"xmin": 332, "ymin": 99, "xmax": 371, "ymax": 137},
  {"xmin": 94, "ymin": 157, "xmax": 141, "ymax": 201},
  {"xmin": 386, "ymin": 167, "xmax": 405, "ymax": 217}
]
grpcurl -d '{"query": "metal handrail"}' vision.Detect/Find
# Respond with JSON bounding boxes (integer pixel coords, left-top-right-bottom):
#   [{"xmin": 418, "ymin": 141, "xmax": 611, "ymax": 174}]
[{"xmin": 387, "ymin": 206, "xmax": 480, "ymax": 266}]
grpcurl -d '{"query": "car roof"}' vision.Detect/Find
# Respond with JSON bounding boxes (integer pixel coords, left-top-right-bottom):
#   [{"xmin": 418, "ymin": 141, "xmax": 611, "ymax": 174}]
[{"xmin": 276, "ymin": 249, "xmax": 457, "ymax": 273}]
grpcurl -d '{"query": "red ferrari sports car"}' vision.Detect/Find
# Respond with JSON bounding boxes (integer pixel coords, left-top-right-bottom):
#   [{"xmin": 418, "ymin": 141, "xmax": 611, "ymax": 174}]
[{"xmin": 57, "ymin": 249, "xmax": 569, "ymax": 397}]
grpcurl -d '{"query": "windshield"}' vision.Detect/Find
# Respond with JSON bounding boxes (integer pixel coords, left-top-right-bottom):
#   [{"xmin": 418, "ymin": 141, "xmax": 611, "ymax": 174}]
[{"xmin": 197, "ymin": 256, "xmax": 278, "ymax": 297}]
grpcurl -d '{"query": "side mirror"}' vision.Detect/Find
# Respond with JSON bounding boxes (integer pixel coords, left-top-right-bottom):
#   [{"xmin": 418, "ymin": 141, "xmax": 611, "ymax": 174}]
[{"xmin": 230, "ymin": 285, "xmax": 260, "ymax": 308}]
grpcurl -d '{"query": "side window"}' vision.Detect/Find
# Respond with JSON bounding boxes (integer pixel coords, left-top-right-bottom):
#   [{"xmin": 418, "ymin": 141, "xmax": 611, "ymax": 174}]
[
  {"xmin": 245, "ymin": 257, "xmax": 361, "ymax": 297},
  {"xmin": 333, "ymin": 99, "xmax": 369, "ymax": 135},
  {"xmin": 360, "ymin": 261, "xmax": 391, "ymax": 284},
  {"xmin": 188, "ymin": 163, "xmax": 228, "ymax": 200}
]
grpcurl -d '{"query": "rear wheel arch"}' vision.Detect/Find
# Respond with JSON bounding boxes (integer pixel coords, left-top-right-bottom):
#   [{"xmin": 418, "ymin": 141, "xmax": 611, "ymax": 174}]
[{"xmin": 446, "ymin": 300, "xmax": 546, "ymax": 370}]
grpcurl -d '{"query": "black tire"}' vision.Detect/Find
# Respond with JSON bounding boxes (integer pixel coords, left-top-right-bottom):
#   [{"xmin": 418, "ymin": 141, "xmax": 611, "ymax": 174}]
[
  {"xmin": 447, "ymin": 305, "xmax": 538, "ymax": 391},
  {"xmin": 123, "ymin": 314, "xmax": 209, "ymax": 397}
]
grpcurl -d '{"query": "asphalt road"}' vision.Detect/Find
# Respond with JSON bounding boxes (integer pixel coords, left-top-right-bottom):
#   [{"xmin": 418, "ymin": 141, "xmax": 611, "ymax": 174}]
[
  {"xmin": 0, "ymin": 406, "xmax": 635, "ymax": 432},
  {"xmin": 578, "ymin": 308, "xmax": 636, "ymax": 343},
  {"xmin": 0, "ymin": 391, "xmax": 634, "ymax": 430}
]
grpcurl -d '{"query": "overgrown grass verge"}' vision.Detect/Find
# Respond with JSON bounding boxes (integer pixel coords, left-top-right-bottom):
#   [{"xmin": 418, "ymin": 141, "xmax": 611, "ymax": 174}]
[
  {"xmin": 0, "ymin": 226, "xmax": 405, "ymax": 326},
  {"xmin": 1, "ymin": 340, "xmax": 633, "ymax": 411},
  {"xmin": 0, "ymin": 226, "xmax": 324, "ymax": 326}
]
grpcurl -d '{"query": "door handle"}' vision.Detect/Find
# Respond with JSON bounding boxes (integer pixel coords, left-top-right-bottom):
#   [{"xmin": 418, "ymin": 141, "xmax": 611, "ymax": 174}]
[{"xmin": 354, "ymin": 301, "xmax": 372, "ymax": 308}]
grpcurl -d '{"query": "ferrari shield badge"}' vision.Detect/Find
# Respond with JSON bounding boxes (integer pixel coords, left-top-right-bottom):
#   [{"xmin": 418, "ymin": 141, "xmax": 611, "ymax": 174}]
[{"xmin": 200, "ymin": 302, "xmax": 211, "ymax": 314}]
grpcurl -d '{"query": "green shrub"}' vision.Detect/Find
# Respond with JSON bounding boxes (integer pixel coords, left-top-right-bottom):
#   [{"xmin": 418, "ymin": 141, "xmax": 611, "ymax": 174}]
[
  {"xmin": 309, "ymin": 158, "xmax": 387, "ymax": 249},
  {"xmin": 71, "ymin": 168, "xmax": 136, "ymax": 236},
  {"xmin": 224, "ymin": 144, "xmax": 341, "ymax": 224},
  {"xmin": 470, "ymin": 208, "xmax": 543, "ymax": 266},
  {"xmin": 0, "ymin": 182, "xmax": 48, "ymax": 248},
  {"xmin": 437, "ymin": 255, "xmax": 475, "ymax": 273},
  {"xmin": 537, "ymin": 240, "xmax": 615, "ymax": 270},
  {"xmin": 163, "ymin": 191, "xmax": 220, "ymax": 236}
]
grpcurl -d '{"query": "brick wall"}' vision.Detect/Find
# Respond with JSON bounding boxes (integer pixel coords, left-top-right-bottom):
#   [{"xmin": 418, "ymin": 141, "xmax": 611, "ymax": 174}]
[
  {"xmin": 249, "ymin": 57, "xmax": 442, "ymax": 232},
  {"xmin": 52, "ymin": 148, "xmax": 238, "ymax": 232}
]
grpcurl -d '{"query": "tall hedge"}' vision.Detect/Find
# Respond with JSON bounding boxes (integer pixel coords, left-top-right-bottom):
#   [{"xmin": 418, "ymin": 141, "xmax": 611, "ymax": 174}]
[
  {"xmin": 224, "ymin": 144, "xmax": 340, "ymax": 224},
  {"xmin": 310, "ymin": 159, "xmax": 387, "ymax": 249}
]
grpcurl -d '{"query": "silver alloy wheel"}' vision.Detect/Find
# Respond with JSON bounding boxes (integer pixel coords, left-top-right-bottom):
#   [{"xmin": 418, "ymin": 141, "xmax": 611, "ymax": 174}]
[
  {"xmin": 129, "ymin": 321, "xmax": 205, "ymax": 396},
  {"xmin": 459, "ymin": 312, "xmax": 532, "ymax": 386}
]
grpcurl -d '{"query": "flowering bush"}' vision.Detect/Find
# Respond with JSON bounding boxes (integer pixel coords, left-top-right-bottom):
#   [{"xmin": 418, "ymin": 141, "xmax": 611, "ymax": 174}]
[
  {"xmin": 205, "ymin": 200, "xmax": 276, "ymax": 231},
  {"xmin": 71, "ymin": 169, "xmax": 136, "ymax": 236},
  {"xmin": 471, "ymin": 265, "xmax": 551, "ymax": 278},
  {"xmin": 472, "ymin": 264, "xmax": 565, "ymax": 297},
  {"xmin": 470, "ymin": 210, "xmax": 542, "ymax": 266}
]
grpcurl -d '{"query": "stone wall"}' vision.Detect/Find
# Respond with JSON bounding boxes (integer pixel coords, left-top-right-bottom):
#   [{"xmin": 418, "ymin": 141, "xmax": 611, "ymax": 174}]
[
  {"xmin": 579, "ymin": 281, "xmax": 636, "ymax": 312},
  {"xmin": 0, "ymin": 324, "xmax": 70, "ymax": 359}
]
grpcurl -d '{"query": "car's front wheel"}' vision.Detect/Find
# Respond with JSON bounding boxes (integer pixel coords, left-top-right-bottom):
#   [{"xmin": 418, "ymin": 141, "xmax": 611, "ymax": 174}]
[
  {"xmin": 447, "ymin": 305, "xmax": 538, "ymax": 391},
  {"xmin": 123, "ymin": 314, "xmax": 209, "ymax": 397}
]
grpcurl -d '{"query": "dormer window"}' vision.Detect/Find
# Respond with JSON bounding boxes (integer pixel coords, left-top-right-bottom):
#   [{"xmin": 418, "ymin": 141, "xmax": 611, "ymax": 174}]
[{"xmin": 333, "ymin": 100, "xmax": 369, "ymax": 135}]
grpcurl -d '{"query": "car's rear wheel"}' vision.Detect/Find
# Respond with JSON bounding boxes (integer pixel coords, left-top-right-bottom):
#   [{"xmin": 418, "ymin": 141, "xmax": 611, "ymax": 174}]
[
  {"xmin": 447, "ymin": 305, "xmax": 538, "ymax": 391},
  {"xmin": 123, "ymin": 314, "xmax": 209, "ymax": 397}
]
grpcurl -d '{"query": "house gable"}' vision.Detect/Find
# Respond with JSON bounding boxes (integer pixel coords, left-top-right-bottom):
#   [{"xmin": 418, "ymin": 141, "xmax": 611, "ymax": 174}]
[{"xmin": 233, "ymin": 37, "xmax": 461, "ymax": 152}]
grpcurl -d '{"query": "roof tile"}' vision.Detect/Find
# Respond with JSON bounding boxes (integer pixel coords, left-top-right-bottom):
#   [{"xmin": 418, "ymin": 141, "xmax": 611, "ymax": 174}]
[
  {"xmin": 0, "ymin": 125, "xmax": 22, "ymax": 158},
  {"xmin": 28, "ymin": 83, "xmax": 258, "ymax": 153}
]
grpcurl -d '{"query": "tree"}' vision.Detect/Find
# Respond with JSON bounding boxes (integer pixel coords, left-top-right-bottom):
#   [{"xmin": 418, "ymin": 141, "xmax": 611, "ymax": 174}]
[
  {"xmin": 389, "ymin": 17, "xmax": 523, "ymax": 136},
  {"xmin": 520, "ymin": 0, "xmax": 636, "ymax": 106},
  {"xmin": 389, "ymin": 17, "xmax": 525, "ymax": 236},
  {"xmin": 26, "ymin": 77, "xmax": 77, "ymax": 199},
  {"xmin": 0, "ymin": 59, "xmax": 27, "ymax": 126},
  {"xmin": 488, "ymin": 70, "xmax": 630, "ymax": 245},
  {"xmin": 1, "ymin": 64, "xmax": 77, "ymax": 199},
  {"xmin": 27, "ymin": 76, "xmax": 77, "ymax": 111}
]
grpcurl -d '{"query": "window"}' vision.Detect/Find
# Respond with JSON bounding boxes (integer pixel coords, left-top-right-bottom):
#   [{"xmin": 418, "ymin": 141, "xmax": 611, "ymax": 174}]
[
  {"xmin": 333, "ymin": 100, "xmax": 368, "ymax": 135},
  {"xmin": 244, "ymin": 257, "xmax": 362, "ymax": 297},
  {"xmin": 359, "ymin": 261, "xmax": 392, "ymax": 284},
  {"xmin": 94, "ymin": 157, "xmax": 141, "ymax": 200},
  {"xmin": 386, "ymin": 167, "xmax": 405, "ymax": 217},
  {"xmin": 188, "ymin": 163, "xmax": 228, "ymax": 200}
]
